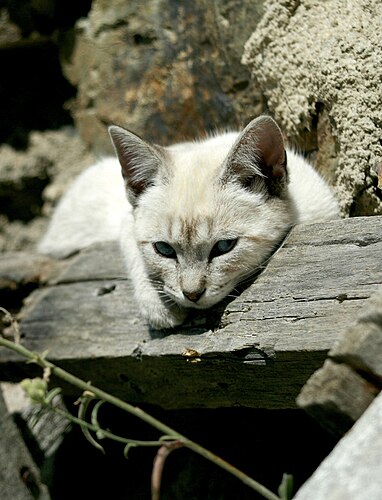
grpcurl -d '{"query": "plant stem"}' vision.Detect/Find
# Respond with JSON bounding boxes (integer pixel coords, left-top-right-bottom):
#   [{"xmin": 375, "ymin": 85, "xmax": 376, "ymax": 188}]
[
  {"xmin": 50, "ymin": 403, "xmax": 167, "ymax": 448},
  {"xmin": 0, "ymin": 337, "xmax": 280, "ymax": 500}
]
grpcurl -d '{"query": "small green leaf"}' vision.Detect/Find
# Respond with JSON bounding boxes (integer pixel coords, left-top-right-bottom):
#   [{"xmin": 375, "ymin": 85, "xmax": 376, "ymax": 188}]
[{"xmin": 278, "ymin": 473, "xmax": 294, "ymax": 500}]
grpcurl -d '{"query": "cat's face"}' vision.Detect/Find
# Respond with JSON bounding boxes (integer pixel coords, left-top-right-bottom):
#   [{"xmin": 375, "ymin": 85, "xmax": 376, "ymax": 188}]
[
  {"xmin": 134, "ymin": 179, "xmax": 292, "ymax": 310},
  {"xmin": 110, "ymin": 115, "xmax": 295, "ymax": 310}
]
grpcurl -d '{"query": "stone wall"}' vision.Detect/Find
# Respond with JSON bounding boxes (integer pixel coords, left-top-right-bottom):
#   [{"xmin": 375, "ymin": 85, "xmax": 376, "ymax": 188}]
[
  {"xmin": 0, "ymin": 0, "xmax": 95, "ymax": 251},
  {"xmin": 242, "ymin": 0, "xmax": 382, "ymax": 216},
  {"xmin": 0, "ymin": 0, "xmax": 265, "ymax": 251},
  {"xmin": 62, "ymin": 0, "xmax": 265, "ymax": 153}
]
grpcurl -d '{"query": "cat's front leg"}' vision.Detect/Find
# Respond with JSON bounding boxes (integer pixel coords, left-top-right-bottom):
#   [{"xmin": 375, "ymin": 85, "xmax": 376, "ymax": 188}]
[
  {"xmin": 129, "ymin": 260, "xmax": 188, "ymax": 328},
  {"xmin": 137, "ymin": 295, "xmax": 188, "ymax": 330}
]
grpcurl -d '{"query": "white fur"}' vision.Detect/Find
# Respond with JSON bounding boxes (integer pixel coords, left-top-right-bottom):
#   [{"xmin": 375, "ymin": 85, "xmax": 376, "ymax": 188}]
[{"xmin": 38, "ymin": 123, "xmax": 340, "ymax": 328}]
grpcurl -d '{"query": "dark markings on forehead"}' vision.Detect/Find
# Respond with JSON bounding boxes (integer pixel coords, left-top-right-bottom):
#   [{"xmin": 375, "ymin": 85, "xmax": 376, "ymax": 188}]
[
  {"xmin": 181, "ymin": 218, "xmax": 197, "ymax": 242},
  {"xmin": 207, "ymin": 216, "xmax": 214, "ymax": 237},
  {"xmin": 167, "ymin": 215, "xmax": 215, "ymax": 244},
  {"xmin": 180, "ymin": 216, "xmax": 215, "ymax": 244}
]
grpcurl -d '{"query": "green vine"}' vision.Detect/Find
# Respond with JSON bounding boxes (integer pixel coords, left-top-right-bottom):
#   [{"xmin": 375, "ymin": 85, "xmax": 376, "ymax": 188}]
[{"xmin": 0, "ymin": 310, "xmax": 293, "ymax": 500}]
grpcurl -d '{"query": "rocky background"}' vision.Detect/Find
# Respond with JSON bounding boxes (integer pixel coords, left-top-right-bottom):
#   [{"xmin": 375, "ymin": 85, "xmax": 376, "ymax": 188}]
[
  {"xmin": 1, "ymin": 2, "xmax": 381, "ymax": 498},
  {"xmin": 243, "ymin": 0, "xmax": 382, "ymax": 217},
  {"xmin": 0, "ymin": 0, "xmax": 381, "ymax": 251}
]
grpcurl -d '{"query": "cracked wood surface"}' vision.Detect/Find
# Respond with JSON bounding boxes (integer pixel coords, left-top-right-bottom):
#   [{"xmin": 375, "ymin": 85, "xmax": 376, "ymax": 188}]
[{"xmin": 0, "ymin": 216, "xmax": 381, "ymax": 409}]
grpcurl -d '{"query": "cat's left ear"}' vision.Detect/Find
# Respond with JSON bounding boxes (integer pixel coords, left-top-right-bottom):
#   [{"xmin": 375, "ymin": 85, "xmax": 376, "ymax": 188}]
[
  {"xmin": 222, "ymin": 115, "xmax": 288, "ymax": 197},
  {"xmin": 109, "ymin": 125, "xmax": 166, "ymax": 206}
]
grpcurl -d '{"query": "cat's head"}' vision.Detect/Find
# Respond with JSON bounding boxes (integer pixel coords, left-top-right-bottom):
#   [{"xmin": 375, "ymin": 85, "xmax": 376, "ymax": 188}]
[{"xmin": 109, "ymin": 116, "xmax": 295, "ymax": 310}]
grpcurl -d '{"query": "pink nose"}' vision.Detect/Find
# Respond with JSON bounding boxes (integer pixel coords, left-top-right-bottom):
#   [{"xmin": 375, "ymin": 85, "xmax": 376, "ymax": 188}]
[{"xmin": 183, "ymin": 289, "xmax": 206, "ymax": 302}]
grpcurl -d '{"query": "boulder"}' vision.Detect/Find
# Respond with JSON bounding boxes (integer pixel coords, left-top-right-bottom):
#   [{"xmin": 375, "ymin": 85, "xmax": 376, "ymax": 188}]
[
  {"xmin": 243, "ymin": 0, "xmax": 382, "ymax": 216},
  {"xmin": 62, "ymin": 0, "xmax": 266, "ymax": 152},
  {"xmin": 0, "ymin": 128, "xmax": 95, "ymax": 252}
]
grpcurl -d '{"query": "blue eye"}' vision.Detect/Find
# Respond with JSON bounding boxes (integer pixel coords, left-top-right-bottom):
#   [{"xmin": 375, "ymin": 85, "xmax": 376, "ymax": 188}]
[
  {"xmin": 210, "ymin": 238, "xmax": 238, "ymax": 259},
  {"xmin": 153, "ymin": 241, "xmax": 177, "ymax": 258}
]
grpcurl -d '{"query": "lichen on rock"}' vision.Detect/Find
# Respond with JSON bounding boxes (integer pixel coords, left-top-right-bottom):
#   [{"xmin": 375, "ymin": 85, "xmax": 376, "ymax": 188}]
[{"xmin": 242, "ymin": 0, "xmax": 382, "ymax": 216}]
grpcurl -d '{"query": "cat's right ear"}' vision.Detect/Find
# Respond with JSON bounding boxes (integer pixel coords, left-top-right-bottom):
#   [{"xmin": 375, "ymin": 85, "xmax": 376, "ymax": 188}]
[
  {"xmin": 109, "ymin": 125, "xmax": 164, "ymax": 206},
  {"xmin": 222, "ymin": 116, "xmax": 288, "ymax": 197}
]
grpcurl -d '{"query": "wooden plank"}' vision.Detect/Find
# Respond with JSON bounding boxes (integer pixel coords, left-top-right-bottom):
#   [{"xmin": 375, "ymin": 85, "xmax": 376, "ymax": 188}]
[
  {"xmin": 294, "ymin": 391, "xmax": 382, "ymax": 500},
  {"xmin": 0, "ymin": 388, "xmax": 51, "ymax": 500},
  {"xmin": 0, "ymin": 216, "xmax": 381, "ymax": 409}
]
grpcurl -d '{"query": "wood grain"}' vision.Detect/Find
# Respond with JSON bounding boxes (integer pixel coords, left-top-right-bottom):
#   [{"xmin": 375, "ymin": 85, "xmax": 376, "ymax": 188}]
[{"xmin": 0, "ymin": 216, "xmax": 381, "ymax": 409}]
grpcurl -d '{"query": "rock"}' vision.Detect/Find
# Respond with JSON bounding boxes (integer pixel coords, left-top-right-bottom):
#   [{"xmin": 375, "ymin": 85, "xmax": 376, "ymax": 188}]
[
  {"xmin": 0, "ymin": 1, "xmax": 92, "ymax": 148},
  {"xmin": 330, "ymin": 287, "xmax": 382, "ymax": 377},
  {"xmin": 0, "ymin": 252, "xmax": 59, "ymax": 289},
  {"xmin": 62, "ymin": 0, "xmax": 266, "ymax": 152},
  {"xmin": 296, "ymin": 359, "xmax": 378, "ymax": 437},
  {"xmin": 297, "ymin": 287, "xmax": 382, "ymax": 436},
  {"xmin": 0, "ymin": 8, "xmax": 21, "ymax": 46},
  {"xmin": 0, "ymin": 251, "xmax": 64, "ymax": 326},
  {"xmin": 294, "ymin": 391, "xmax": 382, "ymax": 500},
  {"xmin": 242, "ymin": 0, "xmax": 382, "ymax": 216},
  {"xmin": 0, "ymin": 128, "xmax": 95, "ymax": 252}
]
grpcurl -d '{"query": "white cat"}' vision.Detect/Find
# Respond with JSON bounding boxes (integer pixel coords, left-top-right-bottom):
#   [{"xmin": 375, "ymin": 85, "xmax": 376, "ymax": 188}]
[{"xmin": 38, "ymin": 116, "xmax": 340, "ymax": 329}]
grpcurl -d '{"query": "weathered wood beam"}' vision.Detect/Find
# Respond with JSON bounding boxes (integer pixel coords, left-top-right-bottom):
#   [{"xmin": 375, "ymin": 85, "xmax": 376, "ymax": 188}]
[
  {"xmin": 0, "ymin": 216, "xmax": 381, "ymax": 410},
  {"xmin": 0, "ymin": 388, "xmax": 51, "ymax": 499}
]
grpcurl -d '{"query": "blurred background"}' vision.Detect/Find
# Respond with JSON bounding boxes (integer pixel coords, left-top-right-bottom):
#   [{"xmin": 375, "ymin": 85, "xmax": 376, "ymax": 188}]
[{"xmin": 1, "ymin": 0, "xmax": 381, "ymax": 253}]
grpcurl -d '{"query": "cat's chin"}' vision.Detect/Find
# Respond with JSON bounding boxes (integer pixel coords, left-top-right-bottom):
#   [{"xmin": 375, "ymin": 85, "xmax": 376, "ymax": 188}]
[
  {"xmin": 175, "ymin": 294, "xmax": 227, "ymax": 311},
  {"xmin": 181, "ymin": 302, "xmax": 211, "ymax": 310}
]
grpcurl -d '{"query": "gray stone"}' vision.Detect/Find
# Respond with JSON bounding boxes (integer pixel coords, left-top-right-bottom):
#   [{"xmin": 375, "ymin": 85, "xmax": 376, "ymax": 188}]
[
  {"xmin": 296, "ymin": 359, "xmax": 378, "ymax": 436},
  {"xmin": 330, "ymin": 287, "xmax": 382, "ymax": 377},
  {"xmin": 297, "ymin": 287, "xmax": 382, "ymax": 435},
  {"xmin": 0, "ymin": 128, "xmax": 95, "ymax": 253},
  {"xmin": 294, "ymin": 391, "xmax": 382, "ymax": 500}
]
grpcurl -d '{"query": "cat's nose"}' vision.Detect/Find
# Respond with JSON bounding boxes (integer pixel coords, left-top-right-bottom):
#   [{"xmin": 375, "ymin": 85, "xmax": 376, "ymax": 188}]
[{"xmin": 183, "ymin": 289, "xmax": 206, "ymax": 303}]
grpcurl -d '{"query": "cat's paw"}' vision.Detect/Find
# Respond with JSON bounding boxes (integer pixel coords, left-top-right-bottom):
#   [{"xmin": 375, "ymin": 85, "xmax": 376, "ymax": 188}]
[{"xmin": 140, "ymin": 303, "xmax": 187, "ymax": 330}]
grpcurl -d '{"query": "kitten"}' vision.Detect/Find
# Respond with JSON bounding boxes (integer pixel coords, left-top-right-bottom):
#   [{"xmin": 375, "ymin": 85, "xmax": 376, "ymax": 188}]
[{"xmin": 38, "ymin": 116, "xmax": 340, "ymax": 328}]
